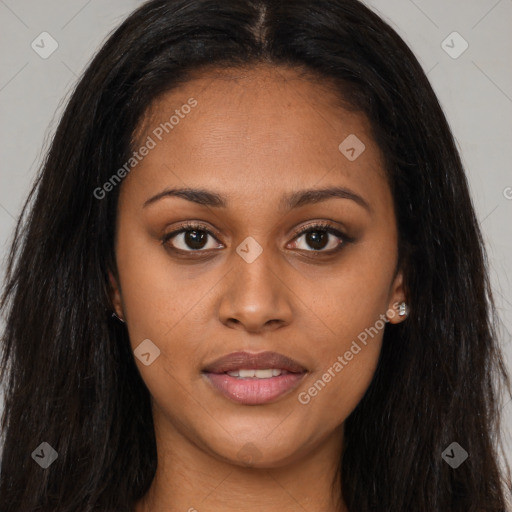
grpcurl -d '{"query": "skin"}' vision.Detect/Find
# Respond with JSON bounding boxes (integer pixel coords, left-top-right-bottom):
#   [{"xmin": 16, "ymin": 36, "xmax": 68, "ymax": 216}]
[{"xmin": 110, "ymin": 64, "xmax": 407, "ymax": 512}]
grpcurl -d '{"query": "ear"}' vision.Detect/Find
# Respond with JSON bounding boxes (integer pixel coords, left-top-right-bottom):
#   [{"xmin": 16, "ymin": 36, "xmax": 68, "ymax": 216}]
[
  {"xmin": 385, "ymin": 270, "xmax": 408, "ymax": 324},
  {"xmin": 108, "ymin": 270, "xmax": 125, "ymax": 321}
]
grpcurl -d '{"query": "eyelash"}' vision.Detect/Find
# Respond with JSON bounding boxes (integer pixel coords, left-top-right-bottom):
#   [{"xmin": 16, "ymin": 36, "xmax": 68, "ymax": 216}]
[{"xmin": 161, "ymin": 221, "xmax": 354, "ymax": 256}]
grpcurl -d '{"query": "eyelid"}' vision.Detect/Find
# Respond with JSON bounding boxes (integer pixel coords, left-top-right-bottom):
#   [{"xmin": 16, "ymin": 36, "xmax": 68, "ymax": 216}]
[
  {"xmin": 162, "ymin": 220, "xmax": 353, "ymax": 253},
  {"xmin": 293, "ymin": 221, "xmax": 351, "ymax": 240},
  {"xmin": 289, "ymin": 221, "xmax": 354, "ymax": 253},
  {"xmin": 161, "ymin": 221, "xmax": 222, "ymax": 252}
]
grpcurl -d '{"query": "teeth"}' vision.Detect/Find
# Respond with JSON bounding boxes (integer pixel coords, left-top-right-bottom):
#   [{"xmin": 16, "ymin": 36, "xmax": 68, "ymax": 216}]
[
  {"xmin": 226, "ymin": 368, "xmax": 284, "ymax": 378},
  {"xmin": 239, "ymin": 369, "xmax": 257, "ymax": 378},
  {"xmin": 255, "ymin": 369, "xmax": 274, "ymax": 378}
]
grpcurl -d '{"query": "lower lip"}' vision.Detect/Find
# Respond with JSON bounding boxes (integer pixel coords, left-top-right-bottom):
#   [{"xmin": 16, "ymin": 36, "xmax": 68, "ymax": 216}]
[{"xmin": 203, "ymin": 372, "xmax": 306, "ymax": 405}]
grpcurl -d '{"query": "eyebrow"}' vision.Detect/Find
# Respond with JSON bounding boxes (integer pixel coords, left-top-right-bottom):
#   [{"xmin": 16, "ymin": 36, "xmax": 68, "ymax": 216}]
[{"xmin": 143, "ymin": 186, "xmax": 371, "ymax": 212}]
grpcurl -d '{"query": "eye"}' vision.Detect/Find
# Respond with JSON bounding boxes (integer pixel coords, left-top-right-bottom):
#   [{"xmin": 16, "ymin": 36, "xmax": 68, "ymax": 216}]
[
  {"xmin": 162, "ymin": 222, "xmax": 222, "ymax": 252},
  {"xmin": 289, "ymin": 222, "xmax": 349, "ymax": 253},
  {"xmin": 162, "ymin": 221, "xmax": 352, "ymax": 255}
]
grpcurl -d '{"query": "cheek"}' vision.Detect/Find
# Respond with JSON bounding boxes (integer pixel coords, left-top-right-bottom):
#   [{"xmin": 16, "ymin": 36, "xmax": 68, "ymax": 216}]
[
  {"xmin": 304, "ymin": 239, "xmax": 395, "ymax": 349},
  {"xmin": 293, "ymin": 240, "xmax": 395, "ymax": 424},
  {"xmin": 114, "ymin": 225, "xmax": 217, "ymax": 405},
  {"xmin": 295, "ymin": 319, "xmax": 384, "ymax": 436},
  {"xmin": 114, "ymin": 219, "xmax": 200, "ymax": 344}
]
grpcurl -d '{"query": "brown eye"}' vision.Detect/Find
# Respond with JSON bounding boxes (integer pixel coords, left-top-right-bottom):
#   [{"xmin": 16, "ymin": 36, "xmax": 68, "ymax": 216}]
[
  {"xmin": 162, "ymin": 223, "xmax": 222, "ymax": 252},
  {"xmin": 290, "ymin": 222, "xmax": 349, "ymax": 253},
  {"xmin": 162, "ymin": 221, "xmax": 352, "ymax": 256}
]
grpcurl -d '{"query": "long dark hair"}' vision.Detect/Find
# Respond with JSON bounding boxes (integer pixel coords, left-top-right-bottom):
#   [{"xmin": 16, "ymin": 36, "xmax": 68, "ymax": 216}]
[{"xmin": 1, "ymin": 0, "xmax": 510, "ymax": 510}]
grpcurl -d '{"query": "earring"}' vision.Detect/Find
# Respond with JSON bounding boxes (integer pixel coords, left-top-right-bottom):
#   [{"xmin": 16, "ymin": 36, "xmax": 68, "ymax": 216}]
[
  {"xmin": 398, "ymin": 302, "xmax": 408, "ymax": 317},
  {"xmin": 111, "ymin": 311, "xmax": 125, "ymax": 324}
]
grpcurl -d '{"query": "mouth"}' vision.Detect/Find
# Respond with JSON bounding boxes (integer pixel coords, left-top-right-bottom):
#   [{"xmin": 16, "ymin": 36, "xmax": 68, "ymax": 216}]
[{"xmin": 201, "ymin": 351, "xmax": 308, "ymax": 405}]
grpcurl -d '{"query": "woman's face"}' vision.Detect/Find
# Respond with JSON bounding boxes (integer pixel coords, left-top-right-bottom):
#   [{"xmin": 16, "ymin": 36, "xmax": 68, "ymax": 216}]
[{"xmin": 111, "ymin": 64, "xmax": 406, "ymax": 468}]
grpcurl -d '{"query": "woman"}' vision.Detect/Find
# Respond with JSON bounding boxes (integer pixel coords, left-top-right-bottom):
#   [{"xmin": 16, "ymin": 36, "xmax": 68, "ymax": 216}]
[{"xmin": 1, "ymin": 0, "xmax": 510, "ymax": 510}]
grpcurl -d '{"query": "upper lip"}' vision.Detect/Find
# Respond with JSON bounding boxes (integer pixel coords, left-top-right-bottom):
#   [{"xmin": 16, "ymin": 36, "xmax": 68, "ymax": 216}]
[{"xmin": 202, "ymin": 351, "xmax": 307, "ymax": 374}]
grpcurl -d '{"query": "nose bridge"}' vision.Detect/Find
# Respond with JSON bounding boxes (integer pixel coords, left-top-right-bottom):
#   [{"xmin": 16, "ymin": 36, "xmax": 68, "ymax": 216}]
[{"xmin": 217, "ymin": 239, "xmax": 293, "ymax": 331}]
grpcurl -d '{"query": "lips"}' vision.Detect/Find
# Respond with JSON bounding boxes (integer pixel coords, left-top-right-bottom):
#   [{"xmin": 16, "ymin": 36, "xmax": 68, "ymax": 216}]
[
  {"xmin": 201, "ymin": 351, "xmax": 308, "ymax": 405},
  {"xmin": 201, "ymin": 351, "xmax": 307, "ymax": 374}
]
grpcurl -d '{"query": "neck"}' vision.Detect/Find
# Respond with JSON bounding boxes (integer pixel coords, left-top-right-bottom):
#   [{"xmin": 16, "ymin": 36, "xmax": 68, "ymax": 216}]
[{"xmin": 135, "ymin": 418, "xmax": 347, "ymax": 512}]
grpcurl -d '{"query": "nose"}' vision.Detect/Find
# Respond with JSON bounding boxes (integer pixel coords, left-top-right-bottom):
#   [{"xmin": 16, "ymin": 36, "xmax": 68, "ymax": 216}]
[{"xmin": 217, "ymin": 250, "xmax": 294, "ymax": 334}]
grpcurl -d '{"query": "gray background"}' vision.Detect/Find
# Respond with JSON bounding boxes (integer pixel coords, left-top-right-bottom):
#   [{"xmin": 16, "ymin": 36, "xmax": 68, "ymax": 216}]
[{"xmin": 0, "ymin": 0, "xmax": 511, "ymax": 493}]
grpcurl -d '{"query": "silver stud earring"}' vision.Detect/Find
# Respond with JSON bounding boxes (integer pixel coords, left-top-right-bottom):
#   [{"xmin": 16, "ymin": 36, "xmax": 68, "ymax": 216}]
[
  {"xmin": 398, "ymin": 302, "xmax": 408, "ymax": 317},
  {"xmin": 112, "ymin": 311, "xmax": 125, "ymax": 324}
]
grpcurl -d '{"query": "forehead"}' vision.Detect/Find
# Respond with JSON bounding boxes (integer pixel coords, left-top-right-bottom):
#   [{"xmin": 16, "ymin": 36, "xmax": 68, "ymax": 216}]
[{"xmin": 126, "ymin": 64, "xmax": 389, "ymax": 212}]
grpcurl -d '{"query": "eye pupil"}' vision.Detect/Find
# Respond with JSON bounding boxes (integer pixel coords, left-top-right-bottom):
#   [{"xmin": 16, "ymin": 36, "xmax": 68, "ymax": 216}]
[
  {"xmin": 166, "ymin": 224, "xmax": 343, "ymax": 254},
  {"xmin": 185, "ymin": 230, "xmax": 207, "ymax": 249},
  {"xmin": 306, "ymin": 230, "xmax": 328, "ymax": 250}
]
